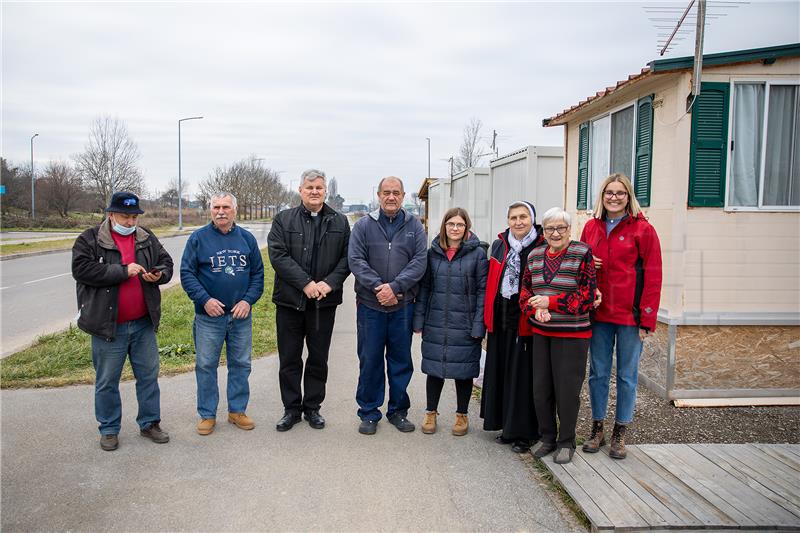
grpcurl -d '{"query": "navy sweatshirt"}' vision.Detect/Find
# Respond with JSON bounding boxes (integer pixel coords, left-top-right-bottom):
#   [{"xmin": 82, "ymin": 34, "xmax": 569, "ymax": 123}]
[{"xmin": 180, "ymin": 222, "xmax": 265, "ymax": 315}]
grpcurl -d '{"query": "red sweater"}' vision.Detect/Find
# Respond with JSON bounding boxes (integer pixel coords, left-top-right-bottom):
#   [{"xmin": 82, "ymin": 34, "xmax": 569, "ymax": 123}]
[
  {"xmin": 580, "ymin": 212, "xmax": 662, "ymax": 331},
  {"xmin": 111, "ymin": 231, "xmax": 147, "ymax": 324}
]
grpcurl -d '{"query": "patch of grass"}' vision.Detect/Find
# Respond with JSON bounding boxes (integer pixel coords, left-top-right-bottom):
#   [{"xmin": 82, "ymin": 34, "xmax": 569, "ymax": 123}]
[
  {"xmin": 0, "ymin": 227, "xmax": 83, "ymax": 233},
  {"xmin": 0, "ymin": 238, "xmax": 77, "ymax": 255},
  {"xmin": 0, "ymin": 250, "xmax": 277, "ymax": 388},
  {"xmin": 523, "ymin": 454, "xmax": 592, "ymax": 530}
]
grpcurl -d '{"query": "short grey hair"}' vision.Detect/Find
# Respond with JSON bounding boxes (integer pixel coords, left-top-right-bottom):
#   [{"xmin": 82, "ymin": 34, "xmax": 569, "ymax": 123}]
[
  {"xmin": 300, "ymin": 169, "xmax": 326, "ymax": 185},
  {"xmin": 210, "ymin": 192, "xmax": 237, "ymax": 209},
  {"xmin": 541, "ymin": 207, "xmax": 571, "ymax": 227},
  {"xmin": 378, "ymin": 176, "xmax": 404, "ymax": 193}
]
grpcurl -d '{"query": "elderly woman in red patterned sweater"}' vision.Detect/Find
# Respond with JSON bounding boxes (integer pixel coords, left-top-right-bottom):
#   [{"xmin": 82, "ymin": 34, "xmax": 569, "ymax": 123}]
[{"xmin": 520, "ymin": 207, "xmax": 597, "ymax": 464}]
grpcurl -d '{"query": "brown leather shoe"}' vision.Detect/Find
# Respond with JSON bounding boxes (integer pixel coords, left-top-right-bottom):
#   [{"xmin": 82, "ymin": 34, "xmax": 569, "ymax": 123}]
[
  {"xmin": 582, "ymin": 420, "xmax": 605, "ymax": 453},
  {"xmin": 609, "ymin": 423, "xmax": 628, "ymax": 459},
  {"xmin": 100, "ymin": 434, "xmax": 118, "ymax": 451},
  {"xmin": 228, "ymin": 412, "xmax": 255, "ymax": 430},
  {"xmin": 452, "ymin": 413, "xmax": 469, "ymax": 436},
  {"xmin": 140, "ymin": 422, "xmax": 170, "ymax": 444},
  {"xmin": 197, "ymin": 418, "xmax": 216, "ymax": 435},
  {"xmin": 421, "ymin": 411, "xmax": 437, "ymax": 434}
]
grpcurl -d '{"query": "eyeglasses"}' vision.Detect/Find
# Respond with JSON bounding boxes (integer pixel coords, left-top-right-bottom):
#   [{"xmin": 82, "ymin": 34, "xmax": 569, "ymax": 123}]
[
  {"xmin": 543, "ymin": 225, "xmax": 569, "ymax": 235},
  {"xmin": 446, "ymin": 222, "xmax": 466, "ymax": 229},
  {"xmin": 604, "ymin": 190, "xmax": 628, "ymax": 199}
]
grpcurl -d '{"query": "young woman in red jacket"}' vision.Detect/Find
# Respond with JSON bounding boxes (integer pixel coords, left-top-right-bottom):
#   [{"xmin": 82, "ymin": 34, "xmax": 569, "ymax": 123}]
[{"xmin": 580, "ymin": 173, "xmax": 662, "ymax": 460}]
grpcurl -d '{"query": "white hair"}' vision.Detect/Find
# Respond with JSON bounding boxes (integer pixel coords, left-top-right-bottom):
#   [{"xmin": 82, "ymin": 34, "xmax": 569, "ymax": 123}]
[
  {"xmin": 210, "ymin": 192, "xmax": 237, "ymax": 209},
  {"xmin": 300, "ymin": 169, "xmax": 326, "ymax": 185},
  {"xmin": 541, "ymin": 207, "xmax": 571, "ymax": 227}
]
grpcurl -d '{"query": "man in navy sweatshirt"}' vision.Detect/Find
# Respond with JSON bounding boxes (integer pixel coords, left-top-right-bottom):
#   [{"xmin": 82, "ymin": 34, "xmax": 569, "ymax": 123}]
[
  {"xmin": 181, "ymin": 192, "xmax": 265, "ymax": 436},
  {"xmin": 348, "ymin": 176, "xmax": 427, "ymax": 435}
]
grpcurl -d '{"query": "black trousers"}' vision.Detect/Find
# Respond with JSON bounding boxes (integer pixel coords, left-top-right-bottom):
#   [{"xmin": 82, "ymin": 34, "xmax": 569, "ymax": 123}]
[
  {"xmin": 426, "ymin": 376, "xmax": 473, "ymax": 414},
  {"xmin": 276, "ymin": 305, "xmax": 337, "ymax": 414},
  {"xmin": 531, "ymin": 334, "xmax": 589, "ymax": 449}
]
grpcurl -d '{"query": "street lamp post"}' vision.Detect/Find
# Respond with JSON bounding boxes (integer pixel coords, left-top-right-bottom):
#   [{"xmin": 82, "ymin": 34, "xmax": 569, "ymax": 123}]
[
  {"xmin": 30, "ymin": 133, "xmax": 39, "ymax": 218},
  {"xmin": 178, "ymin": 116, "xmax": 203, "ymax": 229},
  {"xmin": 426, "ymin": 137, "xmax": 431, "ymax": 179}
]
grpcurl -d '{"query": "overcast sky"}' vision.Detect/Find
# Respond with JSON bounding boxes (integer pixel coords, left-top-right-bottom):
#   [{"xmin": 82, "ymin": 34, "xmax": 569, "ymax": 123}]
[{"xmin": 3, "ymin": 0, "xmax": 799, "ymax": 204}]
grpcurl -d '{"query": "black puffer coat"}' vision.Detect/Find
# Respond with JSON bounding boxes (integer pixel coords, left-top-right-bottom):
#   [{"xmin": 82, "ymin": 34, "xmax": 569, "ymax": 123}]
[{"xmin": 412, "ymin": 232, "xmax": 489, "ymax": 380}]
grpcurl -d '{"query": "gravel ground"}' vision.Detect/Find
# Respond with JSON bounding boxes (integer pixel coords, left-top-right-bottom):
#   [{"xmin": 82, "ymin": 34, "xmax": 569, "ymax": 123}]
[{"xmin": 576, "ymin": 378, "xmax": 800, "ymax": 445}]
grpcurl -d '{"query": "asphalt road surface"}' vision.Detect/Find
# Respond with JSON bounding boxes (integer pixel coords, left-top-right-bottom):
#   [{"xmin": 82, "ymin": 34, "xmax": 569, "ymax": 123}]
[{"xmin": 0, "ymin": 223, "xmax": 270, "ymax": 358}]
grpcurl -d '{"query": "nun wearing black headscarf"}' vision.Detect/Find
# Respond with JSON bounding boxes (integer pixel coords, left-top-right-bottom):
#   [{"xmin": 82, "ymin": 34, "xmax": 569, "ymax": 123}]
[{"xmin": 479, "ymin": 201, "xmax": 543, "ymax": 453}]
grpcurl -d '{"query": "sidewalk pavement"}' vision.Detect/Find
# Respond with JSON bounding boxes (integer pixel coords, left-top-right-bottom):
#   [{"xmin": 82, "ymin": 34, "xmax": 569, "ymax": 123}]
[{"xmin": 1, "ymin": 278, "xmax": 581, "ymax": 532}]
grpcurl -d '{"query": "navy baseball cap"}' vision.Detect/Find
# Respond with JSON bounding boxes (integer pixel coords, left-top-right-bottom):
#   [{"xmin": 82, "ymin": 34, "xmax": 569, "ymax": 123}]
[{"xmin": 105, "ymin": 192, "xmax": 144, "ymax": 214}]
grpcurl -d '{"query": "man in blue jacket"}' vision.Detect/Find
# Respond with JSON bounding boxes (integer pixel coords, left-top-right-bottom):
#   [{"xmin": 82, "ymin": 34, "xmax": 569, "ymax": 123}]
[
  {"xmin": 181, "ymin": 192, "xmax": 264, "ymax": 436},
  {"xmin": 348, "ymin": 176, "xmax": 427, "ymax": 435}
]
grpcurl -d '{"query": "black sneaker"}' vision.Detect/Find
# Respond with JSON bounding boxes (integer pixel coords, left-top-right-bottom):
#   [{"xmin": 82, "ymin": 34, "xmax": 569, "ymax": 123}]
[
  {"xmin": 100, "ymin": 434, "xmax": 118, "ymax": 451},
  {"xmin": 387, "ymin": 414, "xmax": 416, "ymax": 433},
  {"xmin": 140, "ymin": 423, "xmax": 170, "ymax": 444},
  {"xmin": 304, "ymin": 410, "xmax": 325, "ymax": 429},
  {"xmin": 532, "ymin": 441, "xmax": 557, "ymax": 459},
  {"xmin": 358, "ymin": 419, "xmax": 378, "ymax": 435}
]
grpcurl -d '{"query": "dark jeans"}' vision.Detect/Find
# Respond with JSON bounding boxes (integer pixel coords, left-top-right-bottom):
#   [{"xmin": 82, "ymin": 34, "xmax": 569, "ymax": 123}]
[
  {"xmin": 426, "ymin": 376, "xmax": 473, "ymax": 414},
  {"xmin": 532, "ymin": 334, "xmax": 589, "ymax": 449},
  {"xmin": 276, "ymin": 305, "xmax": 337, "ymax": 414},
  {"xmin": 91, "ymin": 317, "xmax": 160, "ymax": 435},
  {"xmin": 355, "ymin": 303, "xmax": 414, "ymax": 421}
]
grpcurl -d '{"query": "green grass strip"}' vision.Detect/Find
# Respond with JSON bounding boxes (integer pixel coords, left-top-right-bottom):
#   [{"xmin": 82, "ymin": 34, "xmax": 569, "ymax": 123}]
[{"xmin": 0, "ymin": 250, "xmax": 276, "ymax": 389}]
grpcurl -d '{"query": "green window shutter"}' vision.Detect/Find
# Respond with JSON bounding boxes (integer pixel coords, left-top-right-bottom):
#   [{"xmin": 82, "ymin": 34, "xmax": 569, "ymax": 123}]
[
  {"xmin": 634, "ymin": 95, "xmax": 654, "ymax": 207},
  {"xmin": 689, "ymin": 82, "xmax": 730, "ymax": 207},
  {"xmin": 577, "ymin": 121, "xmax": 589, "ymax": 209}
]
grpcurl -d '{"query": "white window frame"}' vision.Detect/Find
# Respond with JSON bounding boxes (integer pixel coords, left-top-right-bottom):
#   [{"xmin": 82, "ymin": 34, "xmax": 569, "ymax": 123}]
[
  {"xmin": 587, "ymin": 101, "xmax": 638, "ymax": 207},
  {"xmin": 725, "ymin": 77, "xmax": 800, "ymax": 213}
]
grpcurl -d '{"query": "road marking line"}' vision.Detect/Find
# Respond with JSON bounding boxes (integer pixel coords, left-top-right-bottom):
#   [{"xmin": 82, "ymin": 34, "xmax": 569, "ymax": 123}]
[{"xmin": 23, "ymin": 272, "xmax": 72, "ymax": 285}]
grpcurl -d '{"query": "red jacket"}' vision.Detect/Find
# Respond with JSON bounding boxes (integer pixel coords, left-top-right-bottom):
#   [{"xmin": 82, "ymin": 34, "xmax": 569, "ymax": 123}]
[
  {"xmin": 483, "ymin": 228, "xmax": 545, "ymax": 336},
  {"xmin": 580, "ymin": 213, "xmax": 662, "ymax": 331}
]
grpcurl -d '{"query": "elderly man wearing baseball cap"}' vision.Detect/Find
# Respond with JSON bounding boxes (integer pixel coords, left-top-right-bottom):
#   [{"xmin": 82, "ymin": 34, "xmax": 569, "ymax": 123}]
[{"xmin": 71, "ymin": 192, "xmax": 174, "ymax": 451}]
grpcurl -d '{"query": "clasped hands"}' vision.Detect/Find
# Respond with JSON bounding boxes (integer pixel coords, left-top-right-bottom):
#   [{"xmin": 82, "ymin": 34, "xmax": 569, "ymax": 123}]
[
  {"xmin": 374, "ymin": 283, "xmax": 398, "ymax": 307},
  {"xmin": 303, "ymin": 280, "xmax": 333, "ymax": 301},
  {"xmin": 203, "ymin": 298, "xmax": 251, "ymax": 319}
]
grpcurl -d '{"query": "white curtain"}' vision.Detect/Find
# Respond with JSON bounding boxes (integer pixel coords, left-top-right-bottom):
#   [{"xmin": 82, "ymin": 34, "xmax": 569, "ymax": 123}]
[
  {"xmin": 729, "ymin": 83, "xmax": 764, "ymax": 207},
  {"xmin": 763, "ymin": 85, "xmax": 799, "ymax": 206},
  {"xmin": 590, "ymin": 116, "xmax": 610, "ymax": 205}
]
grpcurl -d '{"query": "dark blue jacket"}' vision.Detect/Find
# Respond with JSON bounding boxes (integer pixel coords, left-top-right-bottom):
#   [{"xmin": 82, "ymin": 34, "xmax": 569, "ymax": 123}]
[
  {"xmin": 180, "ymin": 222, "xmax": 265, "ymax": 315},
  {"xmin": 412, "ymin": 232, "xmax": 489, "ymax": 380},
  {"xmin": 348, "ymin": 208, "xmax": 427, "ymax": 312}
]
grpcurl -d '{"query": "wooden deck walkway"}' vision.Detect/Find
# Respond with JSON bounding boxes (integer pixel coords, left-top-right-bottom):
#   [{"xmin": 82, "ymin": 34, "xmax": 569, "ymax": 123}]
[{"xmin": 543, "ymin": 443, "xmax": 800, "ymax": 532}]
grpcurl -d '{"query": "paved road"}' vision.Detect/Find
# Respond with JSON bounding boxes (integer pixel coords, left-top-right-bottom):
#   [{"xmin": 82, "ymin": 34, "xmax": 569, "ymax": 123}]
[
  {"xmin": 0, "ymin": 230, "xmax": 82, "ymax": 244},
  {"xmin": 0, "ymin": 276, "xmax": 581, "ymax": 532},
  {"xmin": 0, "ymin": 223, "xmax": 271, "ymax": 357}
]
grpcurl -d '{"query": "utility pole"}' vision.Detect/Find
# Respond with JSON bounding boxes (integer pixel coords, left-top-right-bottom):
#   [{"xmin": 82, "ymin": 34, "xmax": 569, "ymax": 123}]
[{"xmin": 30, "ymin": 133, "xmax": 39, "ymax": 218}]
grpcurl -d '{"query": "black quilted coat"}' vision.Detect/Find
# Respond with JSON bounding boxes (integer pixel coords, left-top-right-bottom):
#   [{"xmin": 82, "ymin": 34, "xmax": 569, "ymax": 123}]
[{"xmin": 412, "ymin": 232, "xmax": 489, "ymax": 379}]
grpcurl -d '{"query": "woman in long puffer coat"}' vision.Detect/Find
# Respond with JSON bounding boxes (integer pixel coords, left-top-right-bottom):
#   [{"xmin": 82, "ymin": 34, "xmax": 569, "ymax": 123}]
[{"xmin": 413, "ymin": 207, "xmax": 489, "ymax": 436}]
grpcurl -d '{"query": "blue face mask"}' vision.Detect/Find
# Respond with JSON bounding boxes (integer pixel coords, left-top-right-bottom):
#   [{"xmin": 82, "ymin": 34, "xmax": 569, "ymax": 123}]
[{"xmin": 112, "ymin": 222, "xmax": 136, "ymax": 236}]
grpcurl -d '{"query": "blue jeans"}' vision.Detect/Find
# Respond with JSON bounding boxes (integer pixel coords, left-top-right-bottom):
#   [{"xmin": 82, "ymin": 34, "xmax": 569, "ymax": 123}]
[
  {"xmin": 193, "ymin": 313, "xmax": 253, "ymax": 419},
  {"xmin": 356, "ymin": 303, "xmax": 414, "ymax": 421},
  {"xmin": 588, "ymin": 321, "xmax": 643, "ymax": 424},
  {"xmin": 91, "ymin": 317, "xmax": 160, "ymax": 435}
]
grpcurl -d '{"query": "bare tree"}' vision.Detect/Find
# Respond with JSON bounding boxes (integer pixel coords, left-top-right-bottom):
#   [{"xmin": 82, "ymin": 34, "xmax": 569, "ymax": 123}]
[
  {"xmin": 198, "ymin": 156, "xmax": 289, "ymax": 218},
  {"xmin": 74, "ymin": 116, "xmax": 144, "ymax": 208},
  {"xmin": 38, "ymin": 161, "xmax": 84, "ymax": 217},
  {"xmin": 454, "ymin": 117, "xmax": 487, "ymax": 172},
  {"xmin": 0, "ymin": 158, "xmax": 30, "ymax": 213}
]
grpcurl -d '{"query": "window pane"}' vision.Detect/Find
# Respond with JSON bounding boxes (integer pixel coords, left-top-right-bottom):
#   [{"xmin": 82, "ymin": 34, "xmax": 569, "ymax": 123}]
[
  {"xmin": 610, "ymin": 105, "xmax": 634, "ymax": 179},
  {"xmin": 764, "ymin": 85, "xmax": 800, "ymax": 206},
  {"xmin": 729, "ymin": 83, "xmax": 764, "ymax": 207},
  {"xmin": 590, "ymin": 115, "xmax": 610, "ymax": 205}
]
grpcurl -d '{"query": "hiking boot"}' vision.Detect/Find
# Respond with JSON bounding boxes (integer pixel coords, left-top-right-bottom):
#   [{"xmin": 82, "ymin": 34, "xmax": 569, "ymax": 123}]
[
  {"xmin": 197, "ymin": 418, "xmax": 216, "ymax": 435},
  {"xmin": 582, "ymin": 420, "xmax": 605, "ymax": 453},
  {"xmin": 421, "ymin": 411, "xmax": 438, "ymax": 434},
  {"xmin": 140, "ymin": 423, "xmax": 170, "ymax": 444},
  {"xmin": 609, "ymin": 423, "xmax": 628, "ymax": 460},
  {"xmin": 100, "ymin": 434, "xmax": 118, "ymax": 451},
  {"xmin": 387, "ymin": 414, "xmax": 415, "ymax": 433},
  {"xmin": 452, "ymin": 413, "xmax": 469, "ymax": 436},
  {"xmin": 228, "ymin": 412, "xmax": 255, "ymax": 430}
]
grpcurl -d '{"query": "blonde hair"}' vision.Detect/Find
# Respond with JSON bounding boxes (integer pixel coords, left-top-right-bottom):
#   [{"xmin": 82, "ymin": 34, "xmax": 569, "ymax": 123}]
[{"xmin": 593, "ymin": 173, "xmax": 641, "ymax": 219}]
